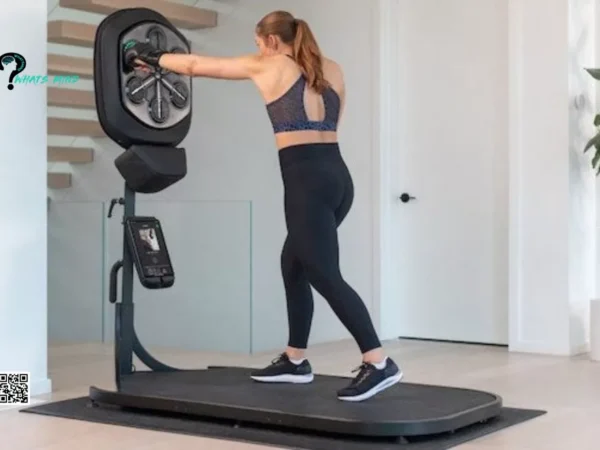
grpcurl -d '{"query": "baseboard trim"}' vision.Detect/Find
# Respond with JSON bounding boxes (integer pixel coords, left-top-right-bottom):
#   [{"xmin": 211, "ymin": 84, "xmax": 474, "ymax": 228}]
[
  {"xmin": 398, "ymin": 336, "xmax": 508, "ymax": 348},
  {"xmin": 30, "ymin": 377, "xmax": 52, "ymax": 396},
  {"xmin": 571, "ymin": 341, "xmax": 590, "ymax": 356},
  {"xmin": 509, "ymin": 340, "xmax": 572, "ymax": 356}
]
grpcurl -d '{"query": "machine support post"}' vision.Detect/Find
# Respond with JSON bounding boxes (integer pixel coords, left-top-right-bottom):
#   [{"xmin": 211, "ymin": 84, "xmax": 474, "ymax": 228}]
[
  {"xmin": 116, "ymin": 184, "xmax": 136, "ymax": 386},
  {"xmin": 111, "ymin": 182, "xmax": 177, "ymax": 388}
]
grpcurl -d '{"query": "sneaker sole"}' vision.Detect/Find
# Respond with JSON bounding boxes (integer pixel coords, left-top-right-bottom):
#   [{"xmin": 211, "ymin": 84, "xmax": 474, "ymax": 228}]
[
  {"xmin": 250, "ymin": 373, "xmax": 314, "ymax": 384},
  {"xmin": 337, "ymin": 371, "xmax": 404, "ymax": 402}
]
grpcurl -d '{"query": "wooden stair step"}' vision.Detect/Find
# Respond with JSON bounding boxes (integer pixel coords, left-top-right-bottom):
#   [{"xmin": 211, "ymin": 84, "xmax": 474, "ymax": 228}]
[
  {"xmin": 48, "ymin": 19, "xmax": 192, "ymax": 49},
  {"xmin": 48, "ymin": 20, "xmax": 96, "ymax": 48},
  {"xmin": 48, "ymin": 87, "xmax": 95, "ymax": 109},
  {"xmin": 48, "ymin": 172, "xmax": 72, "ymax": 189},
  {"xmin": 48, "ymin": 54, "xmax": 93, "ymax": 79},
  {"xmin": 48, "ymin": 118, "xmax": 104, "ymax": 137},
  {"xmin": 59, "ymin": 0, "xmax": 218, "ymax": 30},
  {"xmin": 48, "ymin": 146, "xmax": 94, "ymax": 163}
]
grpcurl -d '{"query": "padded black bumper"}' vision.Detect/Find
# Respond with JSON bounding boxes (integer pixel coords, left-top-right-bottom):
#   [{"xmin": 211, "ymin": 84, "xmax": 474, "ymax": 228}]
[{"xmin": 89, "ymin": 366, "xmax": 502, "ymax": 437}]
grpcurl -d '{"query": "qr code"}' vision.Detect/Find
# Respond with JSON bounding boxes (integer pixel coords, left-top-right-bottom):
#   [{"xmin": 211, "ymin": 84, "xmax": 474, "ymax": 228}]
[{"xmin": 0, "ymin": 373, "xmax": 30, "ymax": 405}]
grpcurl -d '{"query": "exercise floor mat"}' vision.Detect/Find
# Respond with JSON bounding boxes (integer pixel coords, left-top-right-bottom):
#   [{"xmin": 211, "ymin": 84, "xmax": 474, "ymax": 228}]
[{"xmin": 22, "ymin": 397, "xmax": 545, "ymax": 450}]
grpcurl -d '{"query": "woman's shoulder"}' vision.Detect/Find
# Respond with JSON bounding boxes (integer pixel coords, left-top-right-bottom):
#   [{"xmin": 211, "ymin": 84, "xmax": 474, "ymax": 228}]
[
  {"xmin": 322, "ymin": 56, "xmax": 341, "ymax": 70},
  {"xmin": 256, "ymin": 53, "xmax": 296, "ymax": 73},
  {"xmin": 322, "ymin": 57, "xmax": 344, "ymax": 87}
]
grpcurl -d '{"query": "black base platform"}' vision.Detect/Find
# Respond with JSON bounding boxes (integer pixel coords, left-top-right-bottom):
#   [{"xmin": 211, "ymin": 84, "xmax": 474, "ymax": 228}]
[{"xmin": 89, "ymin": 367, "xmax": 502, "ymax": 438}]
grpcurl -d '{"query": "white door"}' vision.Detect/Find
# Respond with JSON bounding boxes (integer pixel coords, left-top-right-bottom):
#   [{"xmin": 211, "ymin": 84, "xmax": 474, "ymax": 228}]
[{"xmin": 383, "ymin": 0, "xmax": 509, "ymax": 344}]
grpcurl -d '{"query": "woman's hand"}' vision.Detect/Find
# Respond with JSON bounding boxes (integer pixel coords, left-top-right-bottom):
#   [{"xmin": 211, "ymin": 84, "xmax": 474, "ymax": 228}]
[
  {"xmin": 124, "ymin": 42, "xmax": 166, "ymax": 71},
  {"xmin": 134, "ymin": 60, "xmax": 153, "ymax": 73}
]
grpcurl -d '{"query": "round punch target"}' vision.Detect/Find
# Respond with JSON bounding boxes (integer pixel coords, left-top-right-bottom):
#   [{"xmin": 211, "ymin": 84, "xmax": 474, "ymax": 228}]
[
  {"xmin": 161, "ymin": 79, "xmax": 189, "ymax": 109},
  {"xmin": 149, "ymin": 96, "xmax": 170, "ymax": 124},
  {"xmin": 146, "ymin": 26, "xmax": 168, "ymax": 51},
  {"xmin": 126, "ymin": 76, "xmax": 148, "ymax": 104},
  {"xmin": 170, "ymin": 82, "xmax": 189, "ymax": 109}
]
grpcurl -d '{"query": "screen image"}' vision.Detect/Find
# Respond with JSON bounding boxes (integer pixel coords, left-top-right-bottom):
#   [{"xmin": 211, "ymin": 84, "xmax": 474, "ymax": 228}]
[
  {"xmin": 139, "ymin": 228, "xmax": 161, "ymax": 252},
  {"xmin": 128, "ymin": 220, "xmax": 173, "ymax": 278}
]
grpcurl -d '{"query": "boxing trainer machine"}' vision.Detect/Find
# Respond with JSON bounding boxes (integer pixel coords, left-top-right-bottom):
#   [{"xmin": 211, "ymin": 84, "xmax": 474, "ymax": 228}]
[{"xmin": 94, "ymin": 7, "xmax": 191, "ymax": 390}]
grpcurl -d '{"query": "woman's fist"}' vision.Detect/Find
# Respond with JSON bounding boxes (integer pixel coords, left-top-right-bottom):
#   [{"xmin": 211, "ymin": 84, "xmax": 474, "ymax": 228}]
[{"xmin": 123, "ymin": 41, "xmax": 166, "ymax": 70}]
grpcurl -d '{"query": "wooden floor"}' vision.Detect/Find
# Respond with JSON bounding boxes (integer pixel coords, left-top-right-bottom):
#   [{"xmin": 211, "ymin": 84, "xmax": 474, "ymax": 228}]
[{"xmin": 2, "ymin": 339, "xmax": 599, "ymax": 449}]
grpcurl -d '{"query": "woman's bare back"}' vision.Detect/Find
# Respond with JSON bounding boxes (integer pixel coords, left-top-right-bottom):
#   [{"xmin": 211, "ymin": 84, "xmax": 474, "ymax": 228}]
[{"xmin": 254, "ymin": 55, "xmax": 345, "ymax": 149}]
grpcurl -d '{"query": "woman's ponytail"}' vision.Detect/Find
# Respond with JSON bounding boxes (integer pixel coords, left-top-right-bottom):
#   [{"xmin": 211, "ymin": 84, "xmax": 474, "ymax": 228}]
[{"xmin": 293, "ymin": 19, "xmax": 328, "ymax": 93}]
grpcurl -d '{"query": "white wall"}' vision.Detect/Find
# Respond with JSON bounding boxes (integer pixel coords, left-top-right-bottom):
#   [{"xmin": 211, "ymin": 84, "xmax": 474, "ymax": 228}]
[
  {"xmin": 568, "ymin": 0, "xmax": 596, "ymax": 354},
  {"xmin": 0, "ymin": 0, "xmax": 51, "ymax": 395},
  {"xmin": 594, "ymin": 1, "xmax": 600, "ymax": 298},
  {"xmin": 508, "ymin": 0, "xmax": 596, "ymax": 355},
  {"xmin": 48, "ymin": 0, "xmax": 378, "ymax": 355}
]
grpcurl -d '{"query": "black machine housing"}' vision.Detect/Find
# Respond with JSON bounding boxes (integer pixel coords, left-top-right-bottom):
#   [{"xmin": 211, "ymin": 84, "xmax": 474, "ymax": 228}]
[
  {"xmin": 94, "ymin": 7, "xmax": 192, "ymax": 149},
  {"xmin": 95, "ymin": 8, "xmax": 189, "ymax": 193}
]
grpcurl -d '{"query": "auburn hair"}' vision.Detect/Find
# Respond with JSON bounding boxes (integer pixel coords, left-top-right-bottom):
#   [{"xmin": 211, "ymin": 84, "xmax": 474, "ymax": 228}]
[{"xmin": 256, "ymin": 11, "xmax": 328, "ymax": 93}]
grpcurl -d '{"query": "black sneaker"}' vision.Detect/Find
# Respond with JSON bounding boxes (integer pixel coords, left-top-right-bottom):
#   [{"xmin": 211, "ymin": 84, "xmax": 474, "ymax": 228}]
[
  {"xmin": 250, "ymin": 353, "xmax": 314, "ymax": 384},
  {"xmin": 337, "ymin": 358, "xmax": 403, "ymax": 402}
]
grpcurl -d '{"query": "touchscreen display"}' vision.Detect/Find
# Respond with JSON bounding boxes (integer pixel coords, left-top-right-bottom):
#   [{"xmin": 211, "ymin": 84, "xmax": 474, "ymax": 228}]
[{"xmin": 129, "ymin": 220, "xmax": 173, "ymax": 278}]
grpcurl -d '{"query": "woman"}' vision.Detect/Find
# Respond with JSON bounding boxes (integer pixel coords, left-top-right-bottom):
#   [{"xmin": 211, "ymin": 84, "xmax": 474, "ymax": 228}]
[{"xmin": 127, "ymin": 10, "xmax": 402, "ymax": 402}]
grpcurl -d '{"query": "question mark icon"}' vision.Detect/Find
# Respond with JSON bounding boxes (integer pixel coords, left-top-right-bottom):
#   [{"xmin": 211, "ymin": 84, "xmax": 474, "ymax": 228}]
[{"xmin": 0, "ymin": 53, "xmax": 27, "ymax": 90}]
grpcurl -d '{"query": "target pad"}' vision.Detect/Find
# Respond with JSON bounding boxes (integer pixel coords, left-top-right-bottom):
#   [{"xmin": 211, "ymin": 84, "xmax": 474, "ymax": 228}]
[{"xmin": 94, "ymin": 8, "xmax": 190, "ymax": 192}]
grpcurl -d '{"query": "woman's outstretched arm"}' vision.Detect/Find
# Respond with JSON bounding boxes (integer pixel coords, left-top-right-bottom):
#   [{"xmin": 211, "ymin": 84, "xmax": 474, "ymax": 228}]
[
  {"xmin": 125, "ymin": 42, "xmax": 265, "ymax": 80},
  {"xmin": 158, "ymin": 53, "xmax": 264, "ymax": 80}
]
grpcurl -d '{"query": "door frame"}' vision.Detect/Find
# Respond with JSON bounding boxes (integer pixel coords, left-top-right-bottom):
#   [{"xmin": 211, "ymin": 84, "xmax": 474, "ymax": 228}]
[{"xmin": 370, "ymin": 0, "xmax": 399, "ymax": 340}]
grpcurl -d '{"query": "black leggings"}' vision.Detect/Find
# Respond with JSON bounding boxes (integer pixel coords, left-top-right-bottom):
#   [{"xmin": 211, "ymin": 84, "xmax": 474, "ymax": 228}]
[{"xmin": 278, "ymin": 143, "xmax": 381, "ymax": 354}]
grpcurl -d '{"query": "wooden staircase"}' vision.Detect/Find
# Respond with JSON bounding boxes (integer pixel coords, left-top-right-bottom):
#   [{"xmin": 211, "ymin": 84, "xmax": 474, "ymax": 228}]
[
  {"xmin": 48, "ymin": 146, "xmax": 94, "ymax": 163},
  {"xmin": 47, "ymin": 0, "xmax": 217, "ymax": 190},
  {"xmin": 48, "ymin": 20, "xmax": 96, "ymax": 48},
  {"xmin": 59, "ymin": 0, "xmax": 218, "ymax": 29},
  {"xmin": 48, "ymin": 54, "xmax": 94, "ymax": 79},
  {"xmin": 48, "ymin": 87, "xmax": 95, "ymax": 109}
]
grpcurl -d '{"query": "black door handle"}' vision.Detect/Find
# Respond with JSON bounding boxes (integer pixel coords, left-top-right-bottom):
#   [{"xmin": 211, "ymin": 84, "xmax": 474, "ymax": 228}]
[{"xmin": 399, "ymin": 193, "xmax": 416, "ymax": 203}]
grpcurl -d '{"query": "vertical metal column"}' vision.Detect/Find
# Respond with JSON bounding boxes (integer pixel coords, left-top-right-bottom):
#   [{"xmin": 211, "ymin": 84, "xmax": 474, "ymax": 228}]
[
  {"xmin": 111, "ymin": 181, "xmax": 178, "ymax": 390},
  {"xmin": 115, "ymin": 184, "xmax": 136, "ymax": 387}
]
